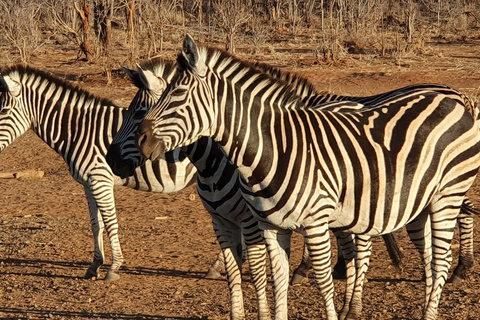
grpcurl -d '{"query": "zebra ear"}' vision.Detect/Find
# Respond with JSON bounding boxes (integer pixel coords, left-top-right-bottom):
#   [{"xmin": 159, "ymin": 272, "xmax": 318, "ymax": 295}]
[
  {"xmin": 122, "ymin": 66, "xmax": 136, "ymax": 80},
  {"xmin": 0, "ymin": 74, "xmax": 21, "ymax": 96},
  {"xmin": 182, "ymin": 34, "xmax": 207, "ymax": 77},
  {"xmin": 136, "ymin": 65, "xmax": 165, "ymax": 94}
]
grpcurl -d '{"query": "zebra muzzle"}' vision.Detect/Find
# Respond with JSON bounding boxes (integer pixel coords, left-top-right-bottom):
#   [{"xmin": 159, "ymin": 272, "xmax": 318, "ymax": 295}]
[{"xmin": 136, "ymin": 119, "xmax": 166, "ymax": 161}]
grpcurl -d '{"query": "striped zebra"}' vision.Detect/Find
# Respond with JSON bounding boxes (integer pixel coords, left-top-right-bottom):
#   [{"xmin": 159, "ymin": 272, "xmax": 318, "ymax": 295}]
[
  {"xmin": 135, "ymin": 35, "xmax": 480, "ymax": 320},
  {"xmin": 0, "ymin": 65, "xmax": 197, "ymax": 282},
  {"xmin": 252, "ymin": 62, "xmax": 477, "ymax": 285},
  {"xmin": 110, "ymin": 57, "xmax": 475, "ymax": 289},
  {"xmin": 108, "ymin": 58, "xmax": 405, "ymax": 287}
]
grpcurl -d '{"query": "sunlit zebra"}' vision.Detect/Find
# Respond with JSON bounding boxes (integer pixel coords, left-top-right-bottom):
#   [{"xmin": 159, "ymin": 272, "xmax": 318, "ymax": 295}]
[
  {"xmin": 135, "ymin": 35, "xmax": 480, "ymax": 320},
  {"xmin": 0, "ymin": 65, "xmax": 197, "ymax": 281},
  {"xmin": 109, "ymin": 57, "xmax": 476, "ymax": 290}
]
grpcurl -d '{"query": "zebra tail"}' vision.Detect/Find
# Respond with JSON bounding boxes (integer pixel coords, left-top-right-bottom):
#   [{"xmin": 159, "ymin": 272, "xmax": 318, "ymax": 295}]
[{"xmin": 382, "ymin": 233, "xmax": 404, "ymax": 270}]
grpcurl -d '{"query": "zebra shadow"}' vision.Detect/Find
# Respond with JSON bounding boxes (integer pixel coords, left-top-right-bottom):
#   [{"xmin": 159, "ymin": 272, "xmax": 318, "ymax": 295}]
[
  {"xmin": 0, "ymin": 308, "xmax": 205, "ymax": 320},
  {"xmin": 0, "ymin": 258, "xmax": 214, "ymax": 281}
]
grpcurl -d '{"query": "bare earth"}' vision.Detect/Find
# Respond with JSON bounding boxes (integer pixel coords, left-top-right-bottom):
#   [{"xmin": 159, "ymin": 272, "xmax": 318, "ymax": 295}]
[{"xmin": 0, "ymin": 41, "xmax": 480, "ymax": 320}]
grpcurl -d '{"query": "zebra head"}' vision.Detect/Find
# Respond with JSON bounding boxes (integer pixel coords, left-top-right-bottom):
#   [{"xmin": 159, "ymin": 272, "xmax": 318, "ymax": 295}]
[
  {"xmin": 0, "ymin": 69, "xmax": 31, "ymax": 153},
  {"xmin": 136, "ymin": 34, "xmax": 216, "ymax": 161},
  {"xmin": 106, "ymin": 58, "xmax": 177, "ymax": 178}
]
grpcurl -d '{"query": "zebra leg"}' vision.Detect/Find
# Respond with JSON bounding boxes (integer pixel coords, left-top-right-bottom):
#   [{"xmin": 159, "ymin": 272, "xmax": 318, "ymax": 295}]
[
  {"xmin": 291, "ymin": 242, "xmax": 311, "ymax": 285},
  {"xmin": 334, "ymin": 232, "xmax": 356, "ymax": 320},
  {"xmin": 85, "ymin": 177, "xmax": 125, "ymax": 281},
  {"xmin": 262, "ymin": 226, "xmax": 292, "ymax": 320},
  {"xmin": 245, "ymin": 241, "xmax": 271, "ymax": 320},
  {"xmin": 84, "ymin": 191, "xmax": 106, "ymax": 280},
  {"xmin": 211, "ymin": 215, "xmax": 245, "ymax": 320},
  {"xmin": 423, "ymin": 202, "xmax": 458, "ymax": 320},
  {"xmin": 342, "ymin": 234, "xmax": 372, "ymax": 320},
  {"xmin": 205, "ymin": 250, "xmax": 226, "ymax": 279},
  {"xmin": 206, "ymin": 242, "xmax": 247, "ymax": 279},
  {"xmin": 406, "ymin": 212, "xmax": 433, "ymax": 314},
  {"xmin": 449, "ymin": 210, "xmax": 474, "ymax": 284},
  {"xmin": 304, "ymin": 224, "xmax": 338, "ymax": 320}
]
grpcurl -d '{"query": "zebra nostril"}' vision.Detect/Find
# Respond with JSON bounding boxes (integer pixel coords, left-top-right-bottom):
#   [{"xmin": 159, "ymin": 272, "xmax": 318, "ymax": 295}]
[{"xmin": 135, "ymin": 132, "xmax": 146, "ymax": 149}]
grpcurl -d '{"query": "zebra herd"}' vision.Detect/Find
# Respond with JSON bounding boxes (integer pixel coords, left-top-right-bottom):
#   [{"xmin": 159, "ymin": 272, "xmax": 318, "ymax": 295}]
[{"xmin": 0, "ymin": 33, "xmax": 478, "ymax": 319}]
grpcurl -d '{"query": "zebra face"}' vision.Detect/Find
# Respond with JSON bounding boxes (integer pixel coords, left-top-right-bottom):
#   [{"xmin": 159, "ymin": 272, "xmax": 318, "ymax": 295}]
[
  {"xmin": 107, "ymin": 62, "xmax": 175, "ymax": 178},
  {"xmin": 137, "ymin": 36, "xmax": 215, "ymax": 161},
  {"xmin": 0, "ymin": 74, "xmax": 30, "ymax": 152}
]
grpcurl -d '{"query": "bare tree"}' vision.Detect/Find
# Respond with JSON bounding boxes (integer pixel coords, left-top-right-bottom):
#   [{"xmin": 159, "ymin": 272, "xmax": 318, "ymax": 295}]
[
  {"xmin": 213, "ymin": 0, "xmax": 252, "ymax": 53},
  {"xmin": 0, "ymin": 0, "xmax": 49, "ymax": 63}
]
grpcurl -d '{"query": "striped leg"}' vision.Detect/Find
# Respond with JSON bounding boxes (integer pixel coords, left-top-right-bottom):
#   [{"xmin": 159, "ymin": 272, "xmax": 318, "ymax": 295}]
[
  {"xmin": 304, "ymin": 224, "xmax": 338, "ymax": 320},
  {"xmin": 449, "ymin": 210, "xmax": 474, "ymax": 284},
  {"xmin": 335, "ymin": 232, "xmax": 356, "ymax": 320},
  {"xmin": 423, "ymin": 202, "xmax": 458, "ymax": 320},
  {"xmin": 262, "ymin": 226, "xmax": 292, "ymax": 320},
  {"xmin": 246, "ymin": 242, "xmax": 271, "ymax": 320},
  {"xmin": 84, "ymin": 175, "xmax": 124, "ymax": 281},
  {"xmin": 242, "ymin": 218, "xmax": 271, "ymax": 320},
  {"xmin": 84, "ymin": 188, "xmax": 106, "ymax": 280},
  {"xmin": 211, "ymin": 215, "xmax": 245, "ymax": 320},
  {"xmin": 340, "ymin": 234, "xmax": 372, "ymax": 320},
  {"xmin": 406, "ymin": 212, "xmax": 433, "ymax": 313},
  {"xmin": 205, "ymin": 251, "xmax": 226, "ymax": 279}
]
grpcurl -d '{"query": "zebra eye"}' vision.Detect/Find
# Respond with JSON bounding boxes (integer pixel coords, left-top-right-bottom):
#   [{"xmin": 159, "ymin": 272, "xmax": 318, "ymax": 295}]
[
  {"xmin": 171, "ymin": 88, "xmax": 187, "ymax": 96},
  {"xmin": 0, "ymin": 107, "xmax": 11, "ymax": 116}
]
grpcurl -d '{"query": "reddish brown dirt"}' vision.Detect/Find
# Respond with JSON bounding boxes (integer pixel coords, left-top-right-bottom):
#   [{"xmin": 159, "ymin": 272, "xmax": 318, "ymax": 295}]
[{"xmin": 0, "ymin": 41, "xmax": 480, "ymax": 320}]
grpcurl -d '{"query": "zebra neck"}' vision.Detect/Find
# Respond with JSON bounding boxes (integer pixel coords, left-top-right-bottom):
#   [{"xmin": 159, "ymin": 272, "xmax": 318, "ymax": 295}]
[{"xmin": 28, "ymin": 86, "xmax": 124, "ymax": 157}]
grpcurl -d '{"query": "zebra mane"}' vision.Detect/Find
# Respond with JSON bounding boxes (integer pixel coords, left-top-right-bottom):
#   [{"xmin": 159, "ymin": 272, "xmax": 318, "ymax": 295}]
[
  {"xmin": 177, "ymin": 47, "xmax": 307, "ymax": 108},
  {"xmin": 253, "ymin": 62, "xmax": 321, "ymax": 98},
  {"xmin": 130, "ymin": 57, "xmax": 178, "ymax": 89},
  {"xmin": 0, "ymin": 64, "xmax": 118, "ymax": 107}
]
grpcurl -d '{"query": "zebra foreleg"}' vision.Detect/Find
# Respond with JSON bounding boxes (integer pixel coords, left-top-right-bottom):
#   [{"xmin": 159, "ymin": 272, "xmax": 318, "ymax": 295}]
[
  {"xmin": 85, "ymin": 178, "xmax": 125, "ymax": 281},
  {"xmin": 304, "ymin": 223, "xmax": 338, "ymax": 320},
  {"xmin": 84, "ymin": 193, "xmax": 105, "ymax": 280},
  {"xmin": 206, "ymin": 244, "xmax": 247, "ymax": 279},
  {"xmin": 335, "ymin": 232, "xmax": 356, "ymax": 320},
  {"xmin": 262, "ymin": 226, "xmax": 292, "ymax": 320},
  {"xmin": 211, "ymin": 216, "xmax": 245, "ymax": 320},
  {"xmin": 341, "ymin": 234, "xmax": 372, "ymax": 320}
]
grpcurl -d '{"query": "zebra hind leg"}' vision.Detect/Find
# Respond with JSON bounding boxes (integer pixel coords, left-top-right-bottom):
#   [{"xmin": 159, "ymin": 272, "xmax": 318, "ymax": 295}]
[{"xmin": 448, "ymin": 203, "xmax": 475, "ymax": 284}]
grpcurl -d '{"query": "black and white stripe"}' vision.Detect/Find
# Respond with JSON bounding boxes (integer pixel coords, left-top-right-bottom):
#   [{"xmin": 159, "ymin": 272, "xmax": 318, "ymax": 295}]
[
  {"xmin": 136, "ymin": 35, "xmax": 480, "ymax": 320},
  {"xmin": 0, "ymin": 65, "xmax": 196, "ymax": 281}
]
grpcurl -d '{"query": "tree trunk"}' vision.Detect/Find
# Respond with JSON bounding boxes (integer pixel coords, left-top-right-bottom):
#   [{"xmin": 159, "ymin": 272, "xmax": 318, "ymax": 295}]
[{"xmin": 74, "ymin": 1, "xmax": 93, "ymax": 61}]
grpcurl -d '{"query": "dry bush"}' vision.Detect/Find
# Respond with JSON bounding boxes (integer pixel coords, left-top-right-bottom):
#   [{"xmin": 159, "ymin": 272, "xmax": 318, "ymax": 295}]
[
  {"xmin": 0, "ymin": 0, "xmax": 50, "ymax": 63},
  {"xmin": 213, "ymin": 0, "xmax": 252, "ymax": 53}
]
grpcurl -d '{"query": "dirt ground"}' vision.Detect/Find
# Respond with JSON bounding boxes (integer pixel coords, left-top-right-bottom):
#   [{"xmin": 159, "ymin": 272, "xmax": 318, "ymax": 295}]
[{"xmin": 0, "ymin": 40, "xmax": 480, "ymax": 320}]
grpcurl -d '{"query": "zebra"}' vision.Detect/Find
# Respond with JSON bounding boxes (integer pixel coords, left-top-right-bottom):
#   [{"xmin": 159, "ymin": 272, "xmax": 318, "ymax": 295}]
[
  {"xmin": 135, "ymin": 34, "xmax": 480, "ymax": 320},
  {"xmin": 252, "ymin": 62, "xmax": 477, "ymax": 286},
  {"xmin": 0, "ymin": 64, "xmax": 197, "ymax": 282},
  {"xmin": 110, "ymin": 57, "xmax": 476, "ymax": 289},
  {"xmin": 107, "ymin": 59, "xmax": 271, "ymax": 320}
]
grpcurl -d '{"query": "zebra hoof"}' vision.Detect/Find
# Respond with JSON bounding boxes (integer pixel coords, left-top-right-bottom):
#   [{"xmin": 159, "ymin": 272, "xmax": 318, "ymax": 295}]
[
  {"xmin": 290, "ymin": 273, "xmax": 307, "ymax": 286},
  {"xmin": 104, "ymin": 270, "xmax": 120, "ymax": 281},
  {"xmin": 205, "ymin": 268, "xmax": 223, "ymax": 279},
  {"xmin": 84, "ymin": 268, "xmax": 99, "ymax": 280}
]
